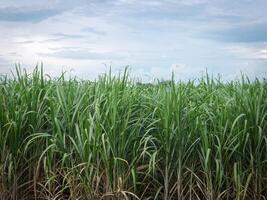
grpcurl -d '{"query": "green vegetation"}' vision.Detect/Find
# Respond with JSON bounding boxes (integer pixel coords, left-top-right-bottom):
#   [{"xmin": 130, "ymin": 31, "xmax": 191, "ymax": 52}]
[{"xmin": 0, "ymin": 67, "xmax": 266, "ymax": 199}]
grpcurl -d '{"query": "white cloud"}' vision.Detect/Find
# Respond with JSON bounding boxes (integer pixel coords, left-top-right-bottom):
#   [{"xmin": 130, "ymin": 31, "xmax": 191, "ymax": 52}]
[
  {"xmin": 0, "ymin": 0, "xmax": 267, "ymax": 80},
  {"xmin": 257, "ymin": 49, "xmax": 267, "ymax": 60}
]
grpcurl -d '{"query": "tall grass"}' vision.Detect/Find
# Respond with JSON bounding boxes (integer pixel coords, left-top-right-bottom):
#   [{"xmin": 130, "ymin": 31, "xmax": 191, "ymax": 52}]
[{"xmin": 0, "ymin": 67, "xmax": 266, "ymax": 199}]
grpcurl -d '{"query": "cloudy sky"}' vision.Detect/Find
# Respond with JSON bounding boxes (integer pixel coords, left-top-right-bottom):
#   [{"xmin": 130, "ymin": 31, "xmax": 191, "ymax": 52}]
[{"xmin": 0, "ymin": 0, "xmax": 266, "ymax": 81}]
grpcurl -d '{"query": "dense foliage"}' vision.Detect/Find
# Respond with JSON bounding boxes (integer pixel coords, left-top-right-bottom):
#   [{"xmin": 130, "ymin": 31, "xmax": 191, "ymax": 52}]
[{"xmin": 0, "ymin": 67, "xmax": 266, "ymax": 199}]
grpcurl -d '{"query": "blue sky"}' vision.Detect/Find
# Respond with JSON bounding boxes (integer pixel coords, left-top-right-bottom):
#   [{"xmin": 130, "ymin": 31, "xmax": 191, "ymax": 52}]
[{"xmin": 0, "ymin": 0, "xmax": 266, "ymax": 81}]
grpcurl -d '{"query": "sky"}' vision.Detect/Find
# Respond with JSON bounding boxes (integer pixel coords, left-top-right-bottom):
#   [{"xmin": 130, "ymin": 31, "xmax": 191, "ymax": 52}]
[{"xmin": 0, "ymin": 0, "xmax": 267, "ymax": 81}]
